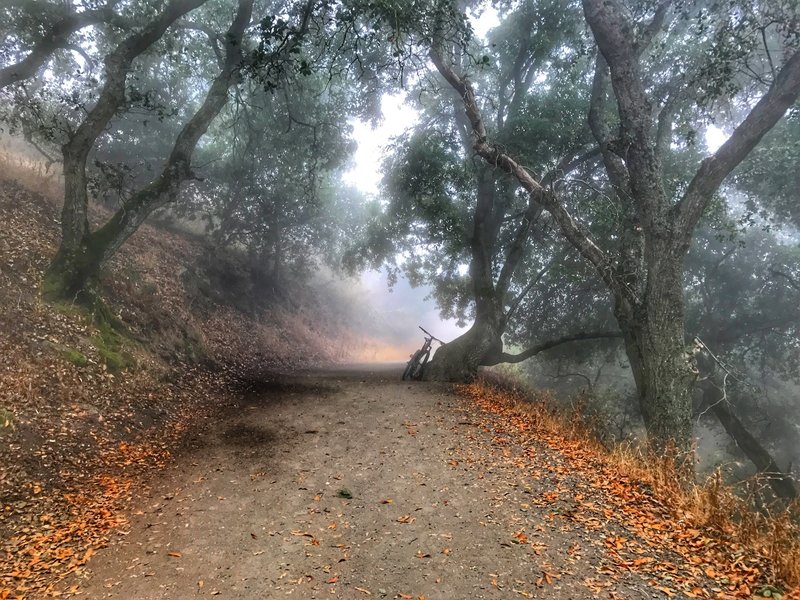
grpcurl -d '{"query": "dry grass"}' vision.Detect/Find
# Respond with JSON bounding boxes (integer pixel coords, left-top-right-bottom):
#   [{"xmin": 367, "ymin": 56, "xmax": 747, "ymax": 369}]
[{"xmin": 467, "ymin": 375, "xmax": 800, "ymax": 593}]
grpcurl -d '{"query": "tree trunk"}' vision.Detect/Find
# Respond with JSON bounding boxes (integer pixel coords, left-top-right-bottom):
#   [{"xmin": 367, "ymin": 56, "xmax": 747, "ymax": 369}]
[
  {"xmin": 698, "ymin": 359, "xmax": 798, "ymax": 502},
  {"xmin": 422, "ymin": 316, "xmax": 502, "ymax": 382},
  {"xmin": 616, "ymin": 260, "xmax": 696, "ymax": 454},
  {"xmin": 422, "ymin": 163, "xmax": 507, "ymax": 382},
  {"xmin": 43, "ymin": 0, "xmax": 252, "ymax": 301}
]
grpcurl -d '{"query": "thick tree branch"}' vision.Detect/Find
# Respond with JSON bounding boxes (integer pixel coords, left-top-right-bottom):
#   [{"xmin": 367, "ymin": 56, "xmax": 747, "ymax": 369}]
[
  {"xmin": 636, "ymin": 0, "xmax": 673, "ymax": 53},
  {"xmin": 89, "ymin": 0, "xmax": 255, "ymax": 264},
  {"xmin": 583, "ymin": 0, "xmax": 666, "ymax": 224},
  {"xmin": 587, "ymin": 54, "xmax": 632, "ymax": 199},
  {"xmin": 58, "ymin": 0, "xmax": 209, "ymax": 253},
  {"xmin": 488, "ymin": 331, "xmax": 623, "ymax": 365},
  {"xmin": 429, "ymin": 45, "xmax": 637, "ymax": 307},
  {"xmin": 674, "ymin": 48, "xmax": 800, "ymax": 240},
  {"xmin": 0, "ymin": 4, "xmax": 120, "ymax": 89}
]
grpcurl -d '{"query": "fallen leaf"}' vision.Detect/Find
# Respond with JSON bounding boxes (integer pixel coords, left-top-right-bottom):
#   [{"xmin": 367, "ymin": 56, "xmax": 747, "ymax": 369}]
[{"xmin": 397, "ymin": 515, "xmax": 415, "ymax": 524}]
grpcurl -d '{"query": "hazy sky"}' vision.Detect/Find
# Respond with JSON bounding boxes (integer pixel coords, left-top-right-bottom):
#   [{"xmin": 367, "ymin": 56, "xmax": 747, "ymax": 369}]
[{"xmin": 341, "ymin": 6, "xmax": 728, "ymax": 355}]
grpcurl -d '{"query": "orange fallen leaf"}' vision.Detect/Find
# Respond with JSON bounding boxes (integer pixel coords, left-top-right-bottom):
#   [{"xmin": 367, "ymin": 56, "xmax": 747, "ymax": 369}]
[
  {"xmin": 167, "ymin": 551, "xmax": 182, "ymax": 558},
  {"xmin": 397, "ymin": 515, "xmax": 415, "ymax": 524}
]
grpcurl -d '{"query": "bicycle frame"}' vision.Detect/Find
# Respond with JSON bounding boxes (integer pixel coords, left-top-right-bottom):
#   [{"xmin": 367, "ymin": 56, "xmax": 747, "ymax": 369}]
[{"xmin": 402, "ymin": 326, "xmax": 444, "ymax": 381}]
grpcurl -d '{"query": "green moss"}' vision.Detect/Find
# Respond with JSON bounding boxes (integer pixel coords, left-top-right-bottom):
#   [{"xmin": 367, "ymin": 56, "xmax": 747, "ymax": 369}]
[
  {"xmin": 0, "ymin": 408, "xmax": 13, "ymax": 435},
  {"xmin": 61, "ymin": 347, "xmax": 88, "ymax": 367},
  {"xmin": 92, "ymin": 327, "xmax": 136, "ymax": 373},
  {"xmin": 42, "ymin": 266, "xmax": 139, "ymax": 372},
  {"xmin": 41, "ymin": 270, "xmax": 67, "ymax": 303},
  {"xmin": 94, "ymin": 342, "xmax": 136, "ymax": 372}
]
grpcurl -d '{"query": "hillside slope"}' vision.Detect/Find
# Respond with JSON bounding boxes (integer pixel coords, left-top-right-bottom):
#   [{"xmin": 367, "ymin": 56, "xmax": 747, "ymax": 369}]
[{"xmin": 0, "ymin": 174, "xmax": 359, "ymax": 598}]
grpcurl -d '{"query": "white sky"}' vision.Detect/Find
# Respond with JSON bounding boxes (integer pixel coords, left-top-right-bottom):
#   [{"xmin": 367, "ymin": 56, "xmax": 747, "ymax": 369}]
[
  {"xmin": 705, "ymin": 125, "xmax": 727, "ymax": 152},
  {"xmin": 342, "ymin": 94, "xmax": 417, "ymax": 195}
]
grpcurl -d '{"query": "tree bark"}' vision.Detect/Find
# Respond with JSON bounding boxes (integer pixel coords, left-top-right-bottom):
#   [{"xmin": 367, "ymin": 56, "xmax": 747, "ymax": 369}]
[
  {"xmin": 44, "ymin": 0, "xmax": 209, "ymax": 301},
  {"xmin": 491, "ymin": 331, "xmax": 622, "ymax": 365},
  {"xmin": 423, "ymin": 166, "xmax": 505, "ymax": 382},
  {"xmin": 427, "ymin": 1, "xmax": 800, "ymax": 454},
  {"xmin": 422, "ymin": 316, "xmax": 503, "ymax": 382}
]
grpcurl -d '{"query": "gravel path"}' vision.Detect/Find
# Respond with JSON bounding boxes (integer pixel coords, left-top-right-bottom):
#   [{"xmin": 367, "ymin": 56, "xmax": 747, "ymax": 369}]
[{"xmin": 74, "ymin": 365, "xmax": 658, "ymax": 599}]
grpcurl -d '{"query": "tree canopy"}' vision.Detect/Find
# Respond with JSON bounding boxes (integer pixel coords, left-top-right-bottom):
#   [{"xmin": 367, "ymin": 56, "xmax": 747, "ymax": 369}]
[{"xmin": 1, "ymin": 0, "xmax": 799, "ymax": 471}]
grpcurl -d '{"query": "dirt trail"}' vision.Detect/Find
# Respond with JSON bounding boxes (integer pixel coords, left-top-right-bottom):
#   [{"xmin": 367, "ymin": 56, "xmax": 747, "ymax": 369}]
[{"xmin": 74, "ymin": 366, "xmax": 659, "ymax": 599}]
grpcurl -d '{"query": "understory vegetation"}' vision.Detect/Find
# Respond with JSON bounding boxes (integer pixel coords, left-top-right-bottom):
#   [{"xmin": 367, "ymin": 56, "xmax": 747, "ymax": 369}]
[{"xmin": 461, "ymin": 376, "xmax": 800, "ymax": 592}]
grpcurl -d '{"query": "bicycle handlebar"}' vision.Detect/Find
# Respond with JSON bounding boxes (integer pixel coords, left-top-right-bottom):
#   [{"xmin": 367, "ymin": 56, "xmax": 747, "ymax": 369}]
[{"xmin": 418, "ymin": 325, "xmax": 445, "ymax": 344}]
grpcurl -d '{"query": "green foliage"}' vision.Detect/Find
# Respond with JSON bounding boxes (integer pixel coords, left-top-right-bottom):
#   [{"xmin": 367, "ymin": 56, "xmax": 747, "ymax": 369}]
[{"xmin": 733, "ymin": 110, "xmax": 800, "ymax": 228}]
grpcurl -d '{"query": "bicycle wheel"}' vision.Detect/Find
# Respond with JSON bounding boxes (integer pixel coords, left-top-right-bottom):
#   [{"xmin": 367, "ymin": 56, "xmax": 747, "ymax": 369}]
[
  {"xmin": 403, "ymin": 350, "xmax": 422, "ymax": 380},
  {"xmin": 411, "ymin": 349, "xmax": 430, "ymax": 380}
]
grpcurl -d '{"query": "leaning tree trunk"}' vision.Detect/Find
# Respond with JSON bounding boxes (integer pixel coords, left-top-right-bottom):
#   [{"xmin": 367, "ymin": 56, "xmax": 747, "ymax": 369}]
[
  {"xmin": 422, "ymin": 316, "xmax": 503, "ymax": 382},
  {"xmin": 698, "ymin": 357, "xmax": 798, "ymax": 502}
]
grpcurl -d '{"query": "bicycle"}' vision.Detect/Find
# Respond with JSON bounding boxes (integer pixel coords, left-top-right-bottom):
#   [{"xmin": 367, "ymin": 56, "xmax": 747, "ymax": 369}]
[{"xmin": 402, "ymin": 326, "xmax": 444, "ymax": 381}]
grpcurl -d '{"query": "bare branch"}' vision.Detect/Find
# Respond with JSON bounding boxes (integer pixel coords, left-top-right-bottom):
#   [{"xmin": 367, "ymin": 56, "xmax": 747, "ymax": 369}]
[
  {"xmin": 770, "ymin": 268, "xmax": 800, "ymax": 292},
  {"xmin": 504, "ymin": 253, "xmax": 559, "ymax": 322},
  {"xmin": 488, "ymin": 331, "xmax": 623, "ymax": 365}
]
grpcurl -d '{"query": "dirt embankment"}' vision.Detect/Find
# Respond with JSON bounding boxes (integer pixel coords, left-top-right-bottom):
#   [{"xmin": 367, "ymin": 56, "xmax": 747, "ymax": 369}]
[{"xmin": 0, "ymin": 174, "xmax": 360, "ymax": 598}]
